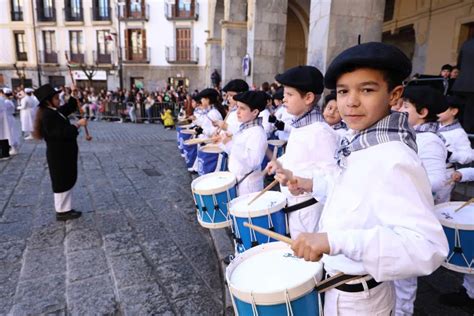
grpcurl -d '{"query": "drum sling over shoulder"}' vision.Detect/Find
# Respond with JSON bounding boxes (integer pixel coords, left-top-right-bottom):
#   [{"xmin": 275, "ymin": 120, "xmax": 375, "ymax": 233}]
[{"xmin": 283, "ymin": 198, "xmax": 318, "ymax": 214}]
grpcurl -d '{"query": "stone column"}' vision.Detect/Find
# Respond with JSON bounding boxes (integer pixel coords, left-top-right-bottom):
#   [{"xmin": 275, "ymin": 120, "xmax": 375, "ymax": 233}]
[
  {"xmin": 307, "ymin": 0, "xmax": 385, "ymax": 74},
  {"xmin": 246, "ymin": 0, "xmax": 288, "ymax": 86},
  {"xmin": 221, "ymin": 0, "xmax": 248, "ymax": 83},
  {"xmin": 205, "ymin": 0, "xmax": 224, "ymax": 87}
]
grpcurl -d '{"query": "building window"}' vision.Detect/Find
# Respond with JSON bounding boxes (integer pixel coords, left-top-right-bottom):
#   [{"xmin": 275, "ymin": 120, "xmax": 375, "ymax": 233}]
[
  {"xmin": 125, "ymin": 29, "xmax": 147, "ymax": 61},
  {"xmin": 14, "ymin": 31, "xmax": 27, "ymax": 61},
  {"xmin": 11, "ymin": 0, "xmax": 23, "ymax": 21},
  {"xmin": 92, "ymin": 0, "xmax": 110, "ymax": 20},
  {"xmin": 42, "ymin": 30, "xmax": 57, "ymax": 63},
  {"xmin": 176, "ymin": 0, "xmax": 192, "ymax": 17},
  {"xmin": 96, "ymin": 30, "xmax": 112, "ymax": 63},
  {"xmin": 42, "ymin": 0, "xmax": 54, "ymax": 18},
  {"xmin": 176, "ymin": 28, "xmax": 191, "ymax": 61},
  {"xmin": 36, "ymin": 0, "xmax": 55, "ymax": 21},
  {"xmin": 69, "ymin": 31, "xmax": 84, "ymax": 63},
  {"xmin": 65, "ymin": 0, "xmax": 83, "ymax": 21}
]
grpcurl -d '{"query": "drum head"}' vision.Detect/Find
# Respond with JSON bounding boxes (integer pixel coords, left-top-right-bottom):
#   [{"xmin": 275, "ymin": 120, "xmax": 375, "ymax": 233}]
[
  {"xmin": 268, "ymin": 139, "xmax": 287, "ymax": 147},
  {"xmin": 435, "ymin": 202, "xmax": 474, "ymax": 230},
  {"xmin": 229, "ymin": 191, "xmax": 286, "ymax": 217},
  {"xmin": 226, "ymin": 242, "xmax": 323, "ymax": 304},
  {"xmin": 181, "ymin": 129, "xmax": 196, "ymax": 135},
  {"xmin": 192, "ymin": 171, "xmax": 236, "ymax": 195},
  {"xmin": 201, "ymin": 144, "xmax": 223, "ymax": 154}
]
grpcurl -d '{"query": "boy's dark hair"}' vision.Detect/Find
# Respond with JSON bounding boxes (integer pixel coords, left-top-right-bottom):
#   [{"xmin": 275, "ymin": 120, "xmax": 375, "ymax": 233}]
[
  {"xmin": 403, "ymin": 97, "xmax": 439, "ymax": 123},
  {"xmin": 441, "ymin": 64, "xmax": 453, "ymax": 71},
  {"xmin": 322, "ymin": 91, "xmax": 337, "ymax": 112}
]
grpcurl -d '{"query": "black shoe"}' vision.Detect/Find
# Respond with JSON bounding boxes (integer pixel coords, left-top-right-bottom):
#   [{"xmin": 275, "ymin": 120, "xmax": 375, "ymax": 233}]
[
  {"xmin": 56, "ymin": 209, "xmax": 82, "ymax": 221},
  {"xmin": 223, "ymin": 254, "xmax": 235, "ymax": 265},
  {"xmin": 439, "ymin": 288, "xmax": 474, "ymax": 307}
]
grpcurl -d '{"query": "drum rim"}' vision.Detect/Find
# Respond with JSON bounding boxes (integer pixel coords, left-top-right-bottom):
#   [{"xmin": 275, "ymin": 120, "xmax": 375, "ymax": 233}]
[
  {"xmin": 435, "ymin": 202, "xmax": 474, "ymax": 230},
  {"xmin": 184, "ymin": 138, "xmax": 201, "ymax": 146},
  {"xmin": 226, "ymin": 242, "xmax": 323, "ymax": 305},
  {"xmin": 181, "ymin": 129, "xmax": 196, "ymax": 135},
  {"xmin": 191, "ymin": 171, "xmax": 237, "ymax": 195},
  {"xmin": 229, "ymin": 191, "xmax": 287, "ymax": 217},
  {"xmin": 442, "ymin": 262, "xmax": 473, "ymax": 274},
  {"xmin": 267, "ymin": 139, "xmax": 287, "ymax": 146},
  {"xmin": 200, "ymin": 145, "xmax": 223, "ymax": 154},
  {"xmin": 197, "ymin": 216, "xmax": 232, "ymax": 229}
]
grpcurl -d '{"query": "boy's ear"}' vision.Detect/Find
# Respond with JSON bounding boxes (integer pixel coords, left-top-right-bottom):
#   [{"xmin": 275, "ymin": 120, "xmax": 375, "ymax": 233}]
[
  {"xmin": 451, "ymin": 107, "xmax": 459, "ymax": 117},
  {"xmin": 419, "ymin": 107, "xmax": 429, "ymax": 119},
  {"xmin": 389, "ymin": 85, "xmax": 404, "ymax": 107},
  {"xmin": 305, "ymin": 92, "xmax": 319, "ymax": 105},
  {"xmin": 252, "ymin": 109, "xmax": 260, "ymax": 117}
]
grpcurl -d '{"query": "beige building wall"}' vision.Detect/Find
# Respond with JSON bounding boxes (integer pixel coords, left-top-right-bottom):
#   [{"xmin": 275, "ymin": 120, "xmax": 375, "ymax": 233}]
[{"xmin": 383, "ymin": 0, "xmax": 474, "ymax": 75}]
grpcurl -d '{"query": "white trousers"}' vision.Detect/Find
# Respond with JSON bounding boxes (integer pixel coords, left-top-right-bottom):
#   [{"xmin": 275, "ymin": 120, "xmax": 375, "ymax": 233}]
[
  {"xmin": 435, "ymin": 168, "xmax": 455, "ymax": 204},
  {"xmin": 324, "ymin": 281, "xmax": 395, "ymax": 315},
  {"xmin": 394, "ymin": 277, "xmax": 417, "ymax": 315},
  {"xmin": 464, "ymin": 274, "xmax": 474, "ymax": 298},
  {"xmin": 54, "ymin": 190, "xmax": 72, "ymax": 213},
  {"xmin": 287, "ymin": 196, "xmax": 323, "ymax": 239}
]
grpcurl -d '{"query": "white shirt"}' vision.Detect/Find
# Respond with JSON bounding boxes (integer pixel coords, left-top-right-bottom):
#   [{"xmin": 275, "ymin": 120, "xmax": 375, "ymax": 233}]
[
  {"xmin": 259, "ymin": 109, "xmax": 274, "ymax": 138},
  {"xmin": 279, "ymin": 121, "xmax": 339, "ymax": 203},
  {"xmin": 195, "ymin": 107, "xmax": 222, "ymax": 137},
  {"xmin": 221, "ymin": 125, "xmax": 267, "ymax": 194},
  {"xmin": 458, "ymin": 167, "xmax": 474, "ymax": 182},
  {"xmin": 438, "ymin": 126, "xmax": 474, "ymax": 165},
  {"xmin": 416, "ymin": 132, "xmax": 448, "ymax": 196},
  {"xmin": 226, "ymin": 109, "xmax": 240, "ymax": 135},
  {"xmin": 18, "ymin": 95, "xmax": 39, "ymax": 132},
  {"xmin": 274, "ymin": 105, "xmax": 294, "ymax": 141},
  {"xmin": 313, "ymin": 141, "xmax": 448, "ymax": 281}
]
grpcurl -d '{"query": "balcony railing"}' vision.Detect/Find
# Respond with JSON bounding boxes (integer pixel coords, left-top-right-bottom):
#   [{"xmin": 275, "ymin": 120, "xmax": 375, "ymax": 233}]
[
  {"xmin": 64, "ymin": 6, "xmax": 83, "ymax": 21},
  {"xmin": 11, "ymin": 8, "xmax": 23, "ymax": 21},
  {"xmin": 165, "ymin": 46, "xmax": 199, "ymax": 64},
  {"xmin": 37, "ymin": 6, "xmax": 56, "ymax": 22},
  {"xmin": 164, "ymin": 2, "xmax": 198, "ymax": 20},
  {"xmin": 118, "ymin": 3, "xmax": 149, "ymax": 21},
  {"xmin": 123, "ymin": 46, "xmax": 150, "ymax": 63},
  {"xmin": 91, "ymin": 6, "xmax": 111, "ymax": 21},
  {"xmin": 66, "ymin": 50, "xmax": 85, "ymax": 64},
  {"xmin": 16, "ymin": 52, "xmax": 28, "ymax": 61},
  {"xmin": 93, "ymin": 50, "xmax": 113, "ymax": 64},
  {"xmin": 39, "ymin": 50, "xmax": 59, "ymax": 64}
]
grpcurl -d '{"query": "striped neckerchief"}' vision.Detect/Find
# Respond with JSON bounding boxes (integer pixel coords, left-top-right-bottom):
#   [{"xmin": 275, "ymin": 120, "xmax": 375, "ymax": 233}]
[
  {"xmin": 238, "ymin": 117, "xmax": 263, "ymax": 133},
  {"xmin": 291, "ymin": 106, "xmax": 324, "ymax": 128},
  {"xmin": 332, "ymin": 121, "xmax": 347, "ymax": 131},
  {"xmin": 438, "ymin": 120, "xmax": 463, "ymax": 132},
  {"xmin": 414, "ymin": 122, "xmax": 446, "ymax": 143},
  {"xmin": 335, "ymin": 111, "xmax": 417, "ymax": 168}
]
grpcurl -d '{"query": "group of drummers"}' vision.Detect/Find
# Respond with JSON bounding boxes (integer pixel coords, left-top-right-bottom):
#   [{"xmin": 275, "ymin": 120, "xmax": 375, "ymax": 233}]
[{"xmin": 176, "ymin": 42, "xmax": 473, "ymax": 315}]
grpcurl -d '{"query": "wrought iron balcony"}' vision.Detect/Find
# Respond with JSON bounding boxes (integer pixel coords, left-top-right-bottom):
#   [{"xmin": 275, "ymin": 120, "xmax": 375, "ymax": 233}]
[
  {"xmin": 91, "ymin": 6, "xmax": 111, "ymax": 21},
  {"xmin": 11, "ymin": 8, "xmax": 23, "ymax": 21},
  {"xmin": 93, "ymin": 50, "xmax": 114, "ymax": 64},
  {"xmin": 123, "ymin": 46, "xmax": 150, "ymax": 63},
  {"xmin": 164, "ymin": 1, "xmax": 198, "ymax": 20},
  {"xmin": 39, "ymin": 50, "xmax": 59, "ymax": 64},
  {"xmin": 37, "ymin": 6, "xmax": 56, "ymax": 22},
  {"xmin": 64, "ymin": 6, "xmax": 83, "ymax": 21},
  {"xmin": 118, "ymin": 3, "xmax": 149, "ymax": 21},
  {"xmin": 165, "ymin": 46, "xmax": 199, "ymax": 64},
  {"xmin": 65, "ymin": 50, "xmax": 85, "ymax": 64}
]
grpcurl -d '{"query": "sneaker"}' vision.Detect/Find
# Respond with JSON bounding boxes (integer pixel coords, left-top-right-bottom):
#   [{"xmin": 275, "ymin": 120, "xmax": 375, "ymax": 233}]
[
  {"xmin": 9, "ymin": 148, "xmax": 18, "ymax": 156},
  {"xmin": 24, "ymin": 135, "xmax": 34, "ymax": 140},
  {"xmin": 439, "ymin": 288, "xmax": 474, "ymax": 307},
  {"xmin": 56, "ymin": 209, "xmax": 82, "ymax": 221},
  {"xmin": 0, "ymin": 156, "xmax": 11, "ymax": 161}
]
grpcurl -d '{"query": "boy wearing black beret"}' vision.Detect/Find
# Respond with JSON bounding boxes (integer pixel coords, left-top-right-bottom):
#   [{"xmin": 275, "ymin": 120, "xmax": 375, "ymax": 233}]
[
  {"xmin": 270, "ymin": 86, "xmax": 294, "ymax": 141},
  {"xmin": 216, "ymin": 91, "xmax": 268, "ymax": 195},
  {"xmin": 194, "ymin": 88, "xmax": 223, "ymax": 137},
  {"xmin": 278, "ymin": 43, "xmax": 448, "ymax": 315},
  {"xmin": 214, "ymin": 79, "xmax": 249, "ymax": 135},
  {"xmin": 266, "ymin": 65, "xmax": 339, "ymax": 239},
  {"xmin": 322, "ymin": 91, "xmax": 347, "ymax": 137}
]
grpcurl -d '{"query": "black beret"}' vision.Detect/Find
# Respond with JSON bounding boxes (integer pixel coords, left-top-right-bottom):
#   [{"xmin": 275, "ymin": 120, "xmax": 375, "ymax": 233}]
[
  {"xmin": 324, "ymin": 42, "xmax": 412, "ymax": 89},
  {"xmin": 446, "ymin": 95, "xmax": 465, "ymax": 109},
  {"xmin": 275, "ymin": 65, "xmax": 324, "ymax": 94},
  {"xmin": 273, "ymin": 87, "xmax": 284, "ymax": 100},
  {"xmin": 222, "ymin": 79, "xmax": 249, "ymax": 93},
  {"xmin": 196, "ymin": 88, "xmax": 219, "ymax": 100},
  {"xmin": 192, "ymin": 95, "xmax": 201, "ymax": 103},
  {"xmin": 402, "ymin": 86, "xmax": 448, "ymax": 115},
  {"xmin": 441, "ymin": 64, "xmax": 453, "ymax": 71},
  {"xmin": 324, "ymin": 91, "xmax": 337, "ymax": 105},
  {"xmin": 33, "ymin": 83, "xmax": 60, "ymax": 104},
  {"xmin": 234, "ymin": 91, "xmax": 267, "ymax": 112}
]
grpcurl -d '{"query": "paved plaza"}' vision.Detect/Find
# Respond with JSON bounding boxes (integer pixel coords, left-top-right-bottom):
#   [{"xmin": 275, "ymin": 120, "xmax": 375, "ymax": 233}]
[{"xmin": 0, "ymin": 121, "xmax": 473, "ymax": 315}]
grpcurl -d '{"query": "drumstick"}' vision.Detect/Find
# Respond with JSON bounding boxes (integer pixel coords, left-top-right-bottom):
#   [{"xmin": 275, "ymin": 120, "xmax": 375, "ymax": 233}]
[
  {"xmin": 184, "ymin": 138, "xmax": 213, "ymax": 145},
  {"xmin": 454, "ymin": 197, "xmax": 474, "ymax": 212},
  {"xmin": 215, "ymin": 110, "xmax": 231, "ymax": 134},
  {"xmin": 243, "ymin": 222, "xmax": 293, "ymax": 245},
  {"xmin": 247, "ymin": 179, "xmax": 279, "ymax": 205}
]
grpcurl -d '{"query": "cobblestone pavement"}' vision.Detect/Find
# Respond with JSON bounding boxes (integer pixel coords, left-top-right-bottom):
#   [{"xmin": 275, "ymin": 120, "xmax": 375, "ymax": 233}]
[
  {"xmin": 0, "ymin": 121, "xmax": 223, "ymax": 315},
  {"xmin": 0, "ymin": 121, "xmax": 473, "ymax": 315}
]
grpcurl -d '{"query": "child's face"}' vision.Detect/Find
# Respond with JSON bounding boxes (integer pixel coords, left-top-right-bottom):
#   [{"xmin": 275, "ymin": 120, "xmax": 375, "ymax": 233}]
[
  {"xmin": 236, "ymin": 101, "xmax": 258, "ymax": 123},
  {"xmin": 323, "ymin": 100, "xmax": 342, "ymax": 125},
  {"xmin": 450, "ymin": 69, "xmax": 459, "ymax": 79},
  {"xmin": 440, "ymin": 69, "xmax": 451, "ymax": 78},
  {"xmin": 201, "ymin": 97, "xmax": 210, "ymax": 107},
  {"xmin": 400, "ymin": 99, "xmax": 426, "ymax": 127},
  {"xmin": 283, "ymin": 86, "xmax": 316, "ymax": 116},
  {"xmin": 226, "ymin": 91, "xmax": 238, "ymax": 108},
  {"xmin": 274, "ymin": 99, "xmax": 283, "ymax": 106},
  {"xmin": 336, "ymin": 68, "xmax": 402, "ymax": 131},
  {"xmin": 437, "ymin": 107, "xmax": 458, "ymax": 124}
]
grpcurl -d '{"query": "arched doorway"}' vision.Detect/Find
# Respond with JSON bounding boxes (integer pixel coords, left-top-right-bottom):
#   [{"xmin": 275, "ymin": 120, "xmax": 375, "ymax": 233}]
[{"xmin": 284, "ymin": 2, "xmax": 309, "ymax": 69}]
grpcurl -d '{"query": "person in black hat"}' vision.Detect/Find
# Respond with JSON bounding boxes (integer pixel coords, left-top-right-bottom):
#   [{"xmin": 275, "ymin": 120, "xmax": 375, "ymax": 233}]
[
  {"xmin": 213, "ymin": 79, "xmax": 249, "ymax": 135},
  {"xmin": 322, "ymin": 91, "xmax": 347, "ymax": 136},
  {"xmin": 265, "ymin": 65, "xmax": 339, "ymax": 239},
  {"xmin": 278, "ymin": 42, "xmax": 448, "ymax": 315},
  {"xmin": 214, "ymin": 90, "xmax": 267, "ymax": 195},
  {"xmin": 193, "ymin": 88, "xmax": 223, "ymax": 138},
  {"xmin": 32, "ymin": 84, "xmax": 88, "ymax": 221},
  {"xmin": 269, "ymin": 86, "xmax": 294, "ymax": 141}
]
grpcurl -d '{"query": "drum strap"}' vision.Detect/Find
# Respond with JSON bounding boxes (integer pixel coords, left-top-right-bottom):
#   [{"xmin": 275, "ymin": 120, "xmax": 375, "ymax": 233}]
[
  {"xmin": 236, "ymin": 170, "xmax": 256, "ymax": 186},
  {"xmin": 316, "ymin": 272, "xmax": 381, "ymax": 293},
  {"xmin": 283, "ymin": 198, "xmax": 318, "ymax": 214}
]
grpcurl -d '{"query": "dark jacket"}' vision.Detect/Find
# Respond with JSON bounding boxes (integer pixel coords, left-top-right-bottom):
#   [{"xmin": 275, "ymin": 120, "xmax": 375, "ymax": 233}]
[
  {"xmin": 42, "ymin": 97, "xmax": 79, "ymax": 193},
  {"xmin": 453, "ymin": 38, "xmax": 474, "ymax": 93}
]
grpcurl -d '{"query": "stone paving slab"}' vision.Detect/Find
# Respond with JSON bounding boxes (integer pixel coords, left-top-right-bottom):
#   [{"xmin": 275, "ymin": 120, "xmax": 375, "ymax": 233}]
[{"xmin": 0, "ymin": 121, "xmax": 223, "ymax": 315}]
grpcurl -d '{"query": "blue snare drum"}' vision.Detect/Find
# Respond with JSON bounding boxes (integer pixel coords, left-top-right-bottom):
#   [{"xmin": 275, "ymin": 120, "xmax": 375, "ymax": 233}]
[
  {"xmin": 435, "ymin": 202, "xmax": 474, "ymax": 274},
  {"xmin": 261, "ymin": 139, "xmax": 286, "ymax": 170},
  {"xmin": 197, "ymin": 144, "xmax": 228, "ymax": 176},
  {"xmin": 192, "ymin": 172, "xmax": 237, "ymax": 229},
  {"xmin": 226, "ymin": 242, "xmax": 323, "ymax": 316},
  {"xmin": 229, "ymin": 191, "xmax": 287, "ymax": 253},
  {"xmin": 179, "ymin": 128, "xmax": 195, "ymax": 156},
  {"xmin": 177, "ymin": 124, "xmax": 192, "ymax": 146}
]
